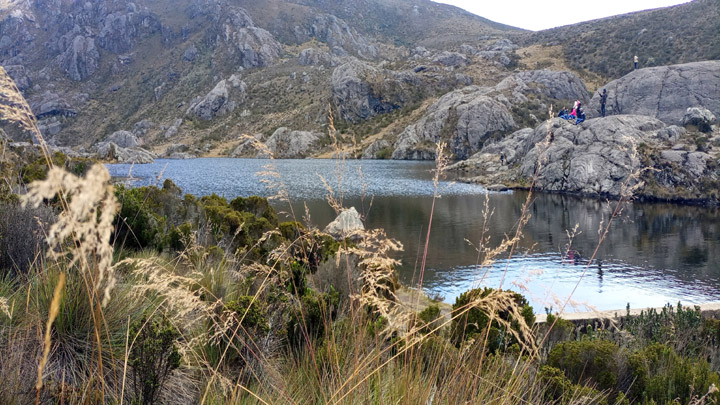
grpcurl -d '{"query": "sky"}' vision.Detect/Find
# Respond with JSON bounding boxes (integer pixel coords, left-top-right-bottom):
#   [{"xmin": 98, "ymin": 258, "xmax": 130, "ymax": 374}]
[{"xmin": 431, "ymin": 0, "xmax": 692, "ymax": 31}]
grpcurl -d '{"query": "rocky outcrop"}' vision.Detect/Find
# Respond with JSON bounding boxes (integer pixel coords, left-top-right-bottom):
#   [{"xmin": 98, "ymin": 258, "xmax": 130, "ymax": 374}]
[
  {"xmin": 298, "ymin": 48, "xmax": 337, "ymax": 67},
  {"xmin": 306, "ymin": 14, "xmax": 377, "ymax": 59},
  {"xmin": 4, "ymin": 65, "xmax": 30, "ymax": 90},
  {"xmin": 162, "ymin": 144, "xmax": 197, "ymax": 159},
  {"xmin": 262, "ymin": 127, "xmax": 324, "ymax": 159},
  {"xmin": 164, "ymin": 118, "xmax": 183, "ymax": 138},
  {"xmin": 682, "ymin": 107, "xmax": 716, "ymax": 133},
  {"xmin": 495, "ymin": 70, "xmax": 589, "ymax": 104},
  {"xmin": 450, "ymin": 115, "xmax": 720, "ymax": 203},
  {"xmin": 106, "ymin": 130, "xmax": 140, "ymax": 148},
  {"xmin": 29, "ymin": 92, "xmax": 77, "ymax": 118},
  {"xmin": 362, "ymin": 139, "xmax": 392, "ymax": 159},
  {"xmin": 186, "ymin": 79, "xmax": 244, "ymax": 120},
  {"xmin": 57, "ymin": 35, "xmax": 99, "ymax": 81},
  {"xmin": 95, "ymin": 142, "xmax": 156, "ymax": 164},
  {"xmin": 587, "ymin": 61, "xmax": 720, "ymax": 124},
  {"xmin": 209, "ymin": 6, "xmax": 282, "ymax": 68},
  {"xmin": 323, "ymin": 207, "xmax": 364, "ymax": 240},
  {"xmin": 432, "ymin": 51, "xmax": 469, "ymax": 68},
  {"xmin": 331, "ymin": 59, "xmax": 421, "ymax": 123},
  {"xmin": 392, "ymin": 86, "xmax": 516, "ymax": 160}
]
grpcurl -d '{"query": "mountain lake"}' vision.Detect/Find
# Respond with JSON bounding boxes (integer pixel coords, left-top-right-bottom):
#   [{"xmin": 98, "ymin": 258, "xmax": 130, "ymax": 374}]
[{"xmin": 107, "ymin": 158, "xmax": 720, "ymax": 313}]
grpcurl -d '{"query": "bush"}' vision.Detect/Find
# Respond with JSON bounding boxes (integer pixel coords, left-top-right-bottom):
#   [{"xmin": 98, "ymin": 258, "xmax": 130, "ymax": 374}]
[
  {"xmin": 0, "ymin": 201, "xmax": 54, "ymax": 276},
  {"xmin": 287, "ymin": 288, "xmax": 340, "ymax": 349},
  {"xmin": 129, "ymin": 314, "xmax": 181, "ymax": 405},
  {"xmin": 547, "ymin": 339, "xmax": 620, "ymax": 392},
  {"xmin": 450, "ymin": 287, "xmax": 535, "ymax": 353},
  {"xmin": 537, "ymin": 365, "xmax": 605, "ymax": 404},
  {"xmin": 627, "ymin": 343, "xmax": 720, "ymax": 403}
]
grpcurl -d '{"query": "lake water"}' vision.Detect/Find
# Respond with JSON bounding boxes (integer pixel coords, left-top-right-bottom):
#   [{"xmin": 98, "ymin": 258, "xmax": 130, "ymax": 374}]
[{"xmin": 107, "ymin": 158, "xmax": 720, "ymax": 313}]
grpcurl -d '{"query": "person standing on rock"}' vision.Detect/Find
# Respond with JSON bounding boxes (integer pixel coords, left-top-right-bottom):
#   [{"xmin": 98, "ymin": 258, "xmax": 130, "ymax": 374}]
[
  {"xmin": 634, "ymin": 55, "xmax": 638, "ymax": 70},
  {"xmin": 600, "ymin": 89, "xmax": 608, "ymax": 117}
]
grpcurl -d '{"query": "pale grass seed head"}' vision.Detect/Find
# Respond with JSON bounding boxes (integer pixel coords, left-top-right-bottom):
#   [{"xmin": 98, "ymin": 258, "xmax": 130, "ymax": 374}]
[
  {"xmin": 22, "ymin": 164, "xmax": 119, "ymax": 306},
  {"xmin": 0, "ymin": 296, "xmax": 10, "ymax": 319}
]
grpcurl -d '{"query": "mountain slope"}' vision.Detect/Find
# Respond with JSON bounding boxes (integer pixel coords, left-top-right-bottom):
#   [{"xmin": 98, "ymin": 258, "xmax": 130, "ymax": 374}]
[{"xmin": 526, "ymin": 0, "xmax": 720, "ymax": 79}]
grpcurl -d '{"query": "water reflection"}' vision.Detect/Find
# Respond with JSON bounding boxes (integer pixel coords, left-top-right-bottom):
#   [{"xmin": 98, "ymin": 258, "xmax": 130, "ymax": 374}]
[{"xmin": 107, "ymin": 158, "xmax": 720, "ymax": 312}]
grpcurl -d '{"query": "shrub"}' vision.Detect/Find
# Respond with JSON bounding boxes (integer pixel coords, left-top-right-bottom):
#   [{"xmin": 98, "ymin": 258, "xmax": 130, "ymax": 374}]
[
  {"xmin": 450, "ymin": 287, "xmax": 535, "ymax": 352},
  {"xmin": 627, "ymin": 343, "xmax": 720, "ymax": 403},
  {"xmin": 0, "ymin": 201, "xmax": 54, "ymax": 276},
  {"xmin": 537, "ymin": 365, "xmax": 606, "ymax": 404},
  {"xmin": 287, "ymin": 288, "xmax": 340, "ymax": 349},
  {"xmin": 547, "ymin": 338, "xmax": 620, "ymax": 392},
  {"xmin": 129, "ymin": 314, "xmax": 181, "ymax": 405}
]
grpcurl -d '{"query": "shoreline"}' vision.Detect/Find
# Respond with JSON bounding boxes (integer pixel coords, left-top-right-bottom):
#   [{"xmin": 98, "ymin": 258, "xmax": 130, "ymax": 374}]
[{"xmin": 535, "ymin": 302, "xmax": 720, "ymax": 324}]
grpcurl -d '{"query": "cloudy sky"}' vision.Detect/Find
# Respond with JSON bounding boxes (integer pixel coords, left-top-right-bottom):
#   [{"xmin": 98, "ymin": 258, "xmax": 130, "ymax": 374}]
[{"xmin": 431, "ymin": 0, "xmax": 692, "ymax": 31}]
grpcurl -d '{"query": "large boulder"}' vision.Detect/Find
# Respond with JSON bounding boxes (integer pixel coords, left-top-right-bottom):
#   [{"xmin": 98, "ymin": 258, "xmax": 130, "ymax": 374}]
[
  {"xmin": 587, "ymin": 61, "xmax": 720, "ymax": 124},
  {"xmin": 361, "ymin": 139, "xmax": 392, "ymax": 159},
  {"xmin": 57, "ymin": 35, "xmax": 99, "ymax": 81},
  {"xmin": 495, "ymin": 70, "xmax": 589, "ymax": 105},
  {"xmin": 105, "ymin": 130, "xmax": 140, "ymax": 148},
  {"xmin": 186, "ymin": 79, "xmax": 236, "ymax": 120},
  {"xmin": 29, "ymin": 92, "xmax": 77, "ymax": 119},
  {"xmin": 98, "ymin": 12, "xmax": 138, "ymax": 54},
  {"xmin": 262, "ymin": 127, "xmax": 324, "ymax": 159},
  {"xmin": 432, "ymin": 51, "xmax": 469, "ymax": 68},
  {"xmin": 331, "ymin": 59, "xmax": 421, "ymax": 123},
  {"xmin": 307, "ymin": 14, "xmax": 377, "ymax": 59},
  {"xmin": 298, "ymin": 48, "xmax": 337, "ymax": 67},
  {"xmin": 392, "ymin": 86, "xmax": 516, "ymax": 160},
  {"xmin": 95, "ymin": 142, "xmax": 156, "ymax": 164},
  {"xmin": 323, "ymin": 207, "xmax": 364, "ymax": 240},
  {"xmin": 682, "ymin": 107, "xmax": 716, "ymax": 133},
  {"xmin": 451, "ymin": 115, "xmax": 720, "ymax": 203}
]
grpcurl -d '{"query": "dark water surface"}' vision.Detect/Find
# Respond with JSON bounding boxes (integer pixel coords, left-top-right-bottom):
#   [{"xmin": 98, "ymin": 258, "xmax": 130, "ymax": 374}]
[{"xmin": 107, "ymin": 158, "xmax": 720, "ymax": 312}]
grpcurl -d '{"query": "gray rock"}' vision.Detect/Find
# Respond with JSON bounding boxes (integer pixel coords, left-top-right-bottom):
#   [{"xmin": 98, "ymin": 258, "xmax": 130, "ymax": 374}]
[
  {"xmin": 682, "ymin": 107, "xmax": 716, "ymax": 133},
  {"xmin": 495, "ymin": 70, "xmax": 589, "ymax": 104},
  {"xmin": 98, "ymin": 12, "xmax": 137, "ymax": 54},
  {"xmin": 4, "ymin": 65, "xmax": 31, "ymax": 90},
  {"xmin": 432, "ymin": 51, "xmax": 469, "ymax": 68},
  {"xmin": 106, "ymin": 130, "xmax": 140, "ymax": 148},
  {"xmin": 331, "ymin": 59, "xmax": 421, "ymax": 123},
  {"xmin": 132, "ymin": 120, "xmax": 154, "ymax": 137},
  {"xmin": 488, "ymin": 38, "xmax": 518, "ymax": 52},
  {"xmin": 186, "ymin": 79, "xmax": 236, "ymax": 120},
  {"xmin": 262, "ymin": 127, "xmax": 323, "ymax": 159},
  {"xmin": 57, "ymin": 35, "xmax": 99, "ymax": 81},
  {"xmin": 587, "ymin": 61, "xmax": 720, "ymax": 124},
  {"xmin": 30, "ymin": 91, "xmax": 77, "ymax": 118},
  {"xmin": 164, "ymin": 118, "xmax": 182, "ymax": 138},
  {"xmin": 392, "ymin": 86, "xmax": 516, "ymax": 160},
  {"xmin": 308, "ymin": 14, "xmax": 378, "ymax": 59},
  {"xmin": 231, "ymin": 134, "xmax": 264, "ymax": 157},
  {"xmin": 361, "ymin": 139, "xmax": 392, "ymax": 159},
  {"xmin": 656, "ymin": 125, "xmax": 686, "ymax": 142},
  {"xmin": 323, "ymin": 207, "xmax": 364, "ymax": 240},
  {"xmin": 95, "ymin": 142, "xmax": 155, "ymax": 164},
  {"xmin": 163, "ymin": 144, "xmax": 196, "ymax": 159},
  {"xmin": 183, "ymin": 44, "xmax": 198, "ymax": 62},
  {"xmin": 298, "ymin": 48, "xmax": 337, "ymax": 67},
  {"xmin": 452, "ymin": 115, "xmax": 720, "ymax": 202},
  {"xmin": 224, "ymin": 26, "xmax": 282, "ymax": 68}
]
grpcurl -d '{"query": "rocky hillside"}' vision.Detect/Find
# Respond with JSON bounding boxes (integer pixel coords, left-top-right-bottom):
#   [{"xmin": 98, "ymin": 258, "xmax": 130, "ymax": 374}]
[
  {"xmin": 0, "ymin": 0, "xmax": 717, "ymax": 165},
  {"xmin": 525, "ymin": 0, "xmax": 720, "ymax": 79}
]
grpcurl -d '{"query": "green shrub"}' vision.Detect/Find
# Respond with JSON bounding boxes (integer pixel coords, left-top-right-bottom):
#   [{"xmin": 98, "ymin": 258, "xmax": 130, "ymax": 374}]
[
  {"xmin": 415, "ymin": 304, "xmax": 443, "ymax": 335},
  {"xmin": 129, "ymin": 314, "xmax": 181, "ymax": 405},
  {"xmin": 287, "ymin": 288, "xmax": 340, "ymax": 349},
  {"xmin": 547, "ymin": 339, "xmax": 620, "ymax": 392},
  {"xmin": 450, "ymin": 287, "xmax": 535, "ymax": 353},
  {"xmin": 537, "ymin": 365, "xmax": 606, "ymax": 404},
  {"xmin": 627, "ymin": 343, "xmax": 720, "ymax": 403}
]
